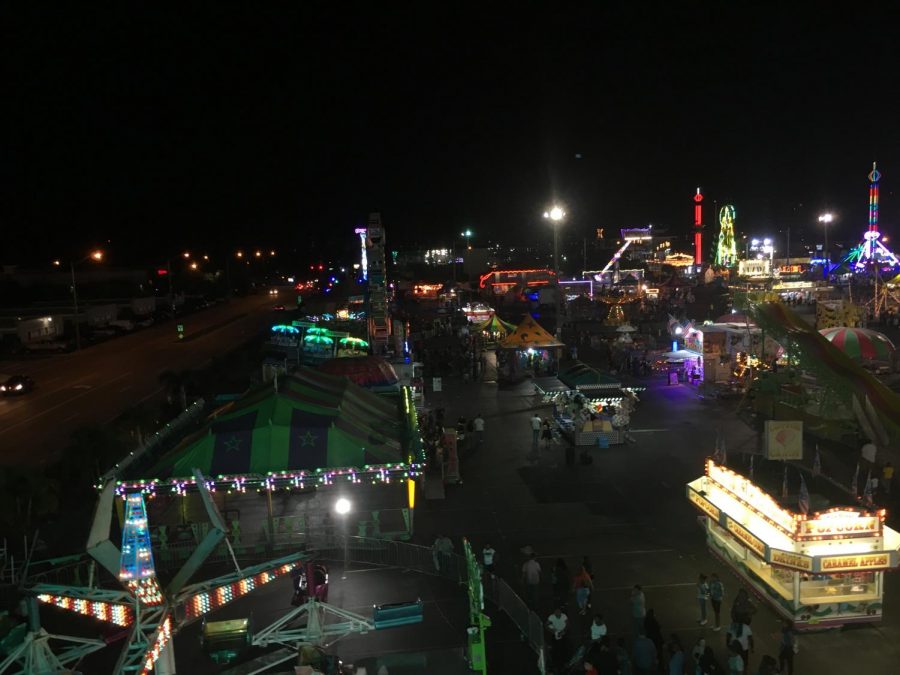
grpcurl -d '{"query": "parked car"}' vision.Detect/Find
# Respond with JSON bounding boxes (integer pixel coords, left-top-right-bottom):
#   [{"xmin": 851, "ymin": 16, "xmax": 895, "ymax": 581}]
[{"xmin": 1, "ymin": 375, "xmax": 35, "ymax": 396}]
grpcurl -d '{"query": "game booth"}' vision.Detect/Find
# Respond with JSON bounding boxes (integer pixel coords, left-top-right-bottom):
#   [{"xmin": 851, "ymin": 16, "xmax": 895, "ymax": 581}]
[
  {"xmin": 497, "ymin": 315, "xmax": 564, "ymax": 381},
  {"xmin": 687, "ymin": 459, "xmax": 900, "ymax": 629}
]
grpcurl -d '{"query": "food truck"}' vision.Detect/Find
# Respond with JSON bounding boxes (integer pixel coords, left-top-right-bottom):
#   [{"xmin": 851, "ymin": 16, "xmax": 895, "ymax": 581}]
[{"xmin": 687, "ymin": 459, "xmax": 900, "ymax": 629}]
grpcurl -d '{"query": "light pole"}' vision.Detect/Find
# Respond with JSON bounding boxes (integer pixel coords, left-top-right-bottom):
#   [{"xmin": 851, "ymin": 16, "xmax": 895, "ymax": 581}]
[
  {"xmin": 543, "ymin": 206, "xmax": 565, "ymax": 337},
  {"xmin": 818, "ymin": 213, "xmax": 834, "ymax": 264},
  {"xmin": 335, "ymin": 497, "xmax": 352, "ymax": 579},
  {"xmin": 69, "ymin": 250, "xmax": 104, "ymax": 351},
  {"xmin": 461, "ymin": 229, "xmax": 473, "ymax": 250}
]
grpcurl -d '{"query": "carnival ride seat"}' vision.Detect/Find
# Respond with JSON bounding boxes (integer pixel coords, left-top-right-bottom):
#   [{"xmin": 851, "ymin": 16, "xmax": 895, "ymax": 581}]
[
  {"xmin": 372, "ymin": 599, "xmax": 424, "ymax": 629},
  {"xmin": 202, "ymin": 616, "xmax": 251, "ymax": 665}
]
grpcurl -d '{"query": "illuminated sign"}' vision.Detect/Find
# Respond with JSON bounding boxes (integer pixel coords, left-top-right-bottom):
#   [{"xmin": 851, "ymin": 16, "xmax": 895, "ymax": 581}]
[
  {"xmin": 798, "ymin": 512, "xmax": 882, "ymax": 540},
  {"xmin": 725, "ymin": 516, "xmax": 767, "ymax": 558},
  {"xmin": 707, "ymin": 460, "xmax": 797, "ymax": 534},
  {"xmin": 688, "ymin": 487, "xmax": 721, "ymax": 522},
  {"xmin": 36, "ymin": 594, "xmax": 133, "ymax": 627},
  {"xmin": 818, "ymin": 553, "xmax": 893, "ymax": 572},
  {"xmin": 769, "ymin": 549, "xmax": 814, "ymax": 572}
]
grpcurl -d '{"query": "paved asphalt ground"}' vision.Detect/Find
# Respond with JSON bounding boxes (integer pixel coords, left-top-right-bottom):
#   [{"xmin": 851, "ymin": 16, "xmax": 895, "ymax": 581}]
[
  {"xmin": 415, "ymin": 369, "xmax": 900, "ymax": 674},
  {"xmin": 0, "ymin": 295, "xmax": 276, "ymax": 466}
]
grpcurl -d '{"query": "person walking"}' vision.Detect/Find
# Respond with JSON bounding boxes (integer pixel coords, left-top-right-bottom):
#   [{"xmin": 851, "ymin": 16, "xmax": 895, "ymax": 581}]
[
  {"xmin": 531, "ymin": 413, "xmax": 542, "ymax": 449},
  {"xmin": 726, "ymin": 641, "xmax": 744, "ymax": 675},
  {"xmin": 630, "ymin": 585, "xmax": 647, "ymax": 636},
  {"xmin": 482, "ymin": 543, "xmax": 496, "ymax": 576},
  {"xmin": 729, "ymin": 588, "xmax": 755, "ymax": 626},
  {"xmin": 521, "ymin": 553, "xmax": 542, "ymax": 609},
  {"xmin": 632, "ymin": 632, "xmax": 658, "ymax": 675},
  {"xmin": 699, "ymin": 645, "xmax": 723, "ymax": 675},
  {"xmin": 546, "ymin": 606, "xmax": 569, "ymax": 672},
  {"xmin": 726, "ymin": 620, "xmax": 753, "ymax": 674},
  {"xmin": 431, "ymin": 534, "xmax": 454, "ymax": 574},
  {"xmin": 615, "ymin": 637, "xmax": 633, "ymax": 675},
  {"xmin": 668, "ymin": 634, "xmax": 685, "ymax": 675},
  {"xmin": 472, "ymin": 413, "xmax": 485, "ymax": 449},
  {"xmin": 709, "ymin": 574, "xmax": 724, "ymax": 631},
  {"xmin": 590, "ymin": 613, "xmax": 608, "ymax": 645},
  {"xmin": 542, "ymin": 418, "xmax": 554, "ymax": 449},
  {"xmin": 644, "ymin": 608, "xmax": 664, "ymax": 664},
  {"xmin": 776, "ymin": 619, "xmax": 797, "ymax": 675},
  {"xmin": 697, "ymin": 574, "xmax": 710, "ymax": 626},
  {"xmin": 551, "ymin": 558, "xmax": 570, "ymax": 608},
  {"xmin": 573, "ymin": 565, "xmax": 594, "ymax": 615}
]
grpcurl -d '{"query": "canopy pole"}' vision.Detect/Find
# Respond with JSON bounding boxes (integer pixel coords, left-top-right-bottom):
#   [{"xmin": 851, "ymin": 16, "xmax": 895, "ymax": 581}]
[{"xmin": 266, "ymin": 488, "xmax": 275, "ymax": 553}]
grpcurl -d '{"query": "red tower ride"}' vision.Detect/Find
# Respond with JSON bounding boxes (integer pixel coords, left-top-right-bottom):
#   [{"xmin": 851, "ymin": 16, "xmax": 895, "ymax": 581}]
[{"xmin": 693, "ymin": 187, "xmax": 704, "ymax": 265}]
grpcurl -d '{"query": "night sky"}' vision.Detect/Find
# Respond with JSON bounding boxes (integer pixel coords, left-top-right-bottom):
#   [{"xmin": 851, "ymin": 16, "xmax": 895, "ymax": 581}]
[{"xmin": 5, "ymin": 4, "xmax": 900, "ymax": 264}]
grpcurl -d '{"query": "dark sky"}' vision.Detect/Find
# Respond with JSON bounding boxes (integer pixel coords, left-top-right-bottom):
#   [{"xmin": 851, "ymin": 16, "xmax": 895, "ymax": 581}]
[{"xmin": 5, "ymin": 4, "xmax": 900, "ymax": 264}]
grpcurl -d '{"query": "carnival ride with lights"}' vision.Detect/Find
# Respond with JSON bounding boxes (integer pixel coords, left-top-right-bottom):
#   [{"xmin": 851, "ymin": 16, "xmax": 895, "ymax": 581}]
[
  {"xmin": 826, "ymin": 164, "xmax": 900, "ymax": 317},
  {"xmin": 586, "ymin": 228, "xmax": 653, "ymax": 283},
  {"xmin": 1, "ymin": 376, "xmax": 428, "ymax": 675},
  {"xmin": 715, "ymin": 205, "xmax": 738, "ymax": 268},
  {"xmin": 743, "ymin": 301, "xmax": 900, "ymax": 445},
  {"xmin": 12, "ymin": 475, "xmax": 423, "ymax": 675}
]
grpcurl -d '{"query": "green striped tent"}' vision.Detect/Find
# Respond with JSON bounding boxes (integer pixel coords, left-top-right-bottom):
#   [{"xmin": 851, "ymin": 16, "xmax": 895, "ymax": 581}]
[{"xmin": 144, "ymin": 368, "xmax": 415, "ymax": 480}]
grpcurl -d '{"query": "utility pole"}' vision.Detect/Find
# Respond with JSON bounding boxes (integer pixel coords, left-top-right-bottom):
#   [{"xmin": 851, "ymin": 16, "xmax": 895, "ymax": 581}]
[{"xmin": 70, "ymin": 262, "xmax": 81, "ymax": 351}]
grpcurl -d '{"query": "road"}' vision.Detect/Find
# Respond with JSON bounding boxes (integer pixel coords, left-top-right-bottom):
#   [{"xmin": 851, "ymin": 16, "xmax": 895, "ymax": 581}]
[{"xmin": 0, "ymin": 295, "xmax": 278, "ymax": 467}]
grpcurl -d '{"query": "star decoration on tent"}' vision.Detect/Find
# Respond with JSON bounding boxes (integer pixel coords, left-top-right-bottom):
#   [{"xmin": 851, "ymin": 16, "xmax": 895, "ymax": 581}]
[
  {"xmin": 299, "ymin": 430, "xmax": 319, "ymax": 447},
  {"xmin": 223, "ymin": 435, "xmax": 243, "ymax": 452}
]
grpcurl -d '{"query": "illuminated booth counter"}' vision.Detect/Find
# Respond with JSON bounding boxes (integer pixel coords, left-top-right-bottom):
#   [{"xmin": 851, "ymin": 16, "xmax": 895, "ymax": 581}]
[{"xmin": 687, "ymin": 460, "xmax": 900, "ymax": 629}]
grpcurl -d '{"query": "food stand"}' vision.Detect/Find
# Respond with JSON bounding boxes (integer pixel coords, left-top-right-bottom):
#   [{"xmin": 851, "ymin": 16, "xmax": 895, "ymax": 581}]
[{"xmin": 687, "ymin": 459, "xmax": 900, "ymax": 629}]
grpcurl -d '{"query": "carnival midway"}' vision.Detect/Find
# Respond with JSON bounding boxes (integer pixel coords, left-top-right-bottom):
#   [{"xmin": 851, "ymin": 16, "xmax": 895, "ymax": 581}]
[{"xmin": 4, "ymin": 165, "xmax": 900, "ymax": 675}]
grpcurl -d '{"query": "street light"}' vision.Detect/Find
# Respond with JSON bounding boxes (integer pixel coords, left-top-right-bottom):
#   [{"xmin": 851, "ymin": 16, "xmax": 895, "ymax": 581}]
[
  {"xmin": 818, "ymin": 213, "xmax": 834, "ymax": 263},
  {"xmin": 543, "ymin": 205, "xmax": 566, "ymax": 337},
  {"xmin": 334, "ymin": 497, "xmax": 352, "ymax": 579},
  {"xmin": 461, "ymin": 229, "xmax": 473, "ymax": 250},
  {"xmin": 69, "ymin": 250, "xmax": 104, "ymax": 351}
]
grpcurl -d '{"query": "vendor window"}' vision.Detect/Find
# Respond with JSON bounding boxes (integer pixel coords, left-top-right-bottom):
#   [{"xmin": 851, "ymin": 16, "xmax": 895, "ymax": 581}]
[{"xmin": 800, "ymin": 572, "xmax": 878, "ymax": 604}]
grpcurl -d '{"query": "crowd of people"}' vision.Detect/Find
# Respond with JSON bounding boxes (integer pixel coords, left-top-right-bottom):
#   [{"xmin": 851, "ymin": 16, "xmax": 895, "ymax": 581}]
[{"xmin": 503, "ymin": 548, "xmax": 799, "ymax": 675}]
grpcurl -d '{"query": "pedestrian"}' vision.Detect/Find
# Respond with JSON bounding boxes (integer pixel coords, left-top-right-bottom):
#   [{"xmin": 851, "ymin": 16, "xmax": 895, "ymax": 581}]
[
  {"xmin": 482, "ymin": 543, "xmax": 496, "ymax": 576},
  {"xmin": 632, "ymin": 632, "xmax": 658, "ymax": 675},
  {"xmin": 725, "ymin": 620, "xmax": 753, "ymax": 674},
  {"xmin": 697, "ymin": 574, "xmax": 710, "ymax": 626},
  {"xmin": 709, "ymin": 574, "xmax": 724, "ymax": 631},
  {"xmin": 690, "ymin": 638, "xmax": 706, "ymax": 675},
  {"xmin": 590, "ymin": 613, "xmax": 608, "ymax": 644},
  {"xmin": 431, "ymin": 534, "xmax": 454, "ymax": 574},
  {"xmin": 644, "ymin": 608, "xmax": 664, "ymax": 662},
  {"xmin": 883, "ymin": 461, "xmax": 894, "ymax": 496},
  {"xmin": 546, "ymin": 606, "xmax": 569, "ymax": 671},
  {"xmin": 591, "ymin": 635, "xmax": 619, "ymax": 675},
  {"xmin": 729, "ymin": 588, "xmax": 755, "ymax": 626},
  {"xmin": 521, "ymin": 552, "xmax": 542, "ymax": 608},
  {"xmin": 668, "ymin": 634, "xmax": 685, "ymax": 675},
  {"xmin": 573, "ymin": 565, "xmax": 594, "ymax": 615},
  {"xmin": 531, "ymin": 413, "xmax": 542, "ymax": 449},
  {"xmin": 542, "ymin": 418, "xmax": 554, "ymax": 448},
  {"xmin": 776, "ymin": 619, "xmax": 797, "ymax": 675},
  {"xmin": 472, "ymin": 413, "xmax": 485, "ymax": 449},
  {"xmin": 551, "ymin": 558, "xmax": 570, "ymax": 607},
  {"xmin": 699, "ymin": 646, "xmax": 723, "ymax": 675},
  {"xmin": 615, "ymin": 637, "xmax": 633, "ymax": 675},
  {"xmin": 630, "ymin": 584, "xmax": 647, "ymax": 636},
  {"xmin": 726, "ymin": 641, "xmax": 744, "ymax": 675}
]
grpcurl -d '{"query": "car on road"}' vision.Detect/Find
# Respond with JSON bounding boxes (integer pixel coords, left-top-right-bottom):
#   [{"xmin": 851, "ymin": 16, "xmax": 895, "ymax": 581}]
[
  {"xmin": 1, "ymin": 375, "xmax": 35, "ymax": 396},
  {"xmin": 272, "ymin": 304, "xmax": 286, "ymax": 311}
]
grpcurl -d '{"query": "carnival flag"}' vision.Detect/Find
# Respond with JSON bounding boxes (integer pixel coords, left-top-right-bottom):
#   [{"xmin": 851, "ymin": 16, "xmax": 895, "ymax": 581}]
[
  {"xmin": 850, "ymin": 462, "xmax": 860, "ymax": 496},
  {"xmin": 813, "ymin": 446, "xmax": 821, "ymax": 476},
  {"xmin": 864, "ymin": 470, "xmax": 874, "ymax": 507},
  {"xmin": 782, "ymin": 464, "xmax": 788, "ymax": 499},
  {"xmin": 798, "ymin": 473, "xmax": 810, "ymax": 515},
  {"xmin": 720, "ymin": 440, "xmax": 727, "ymax": 468}
]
